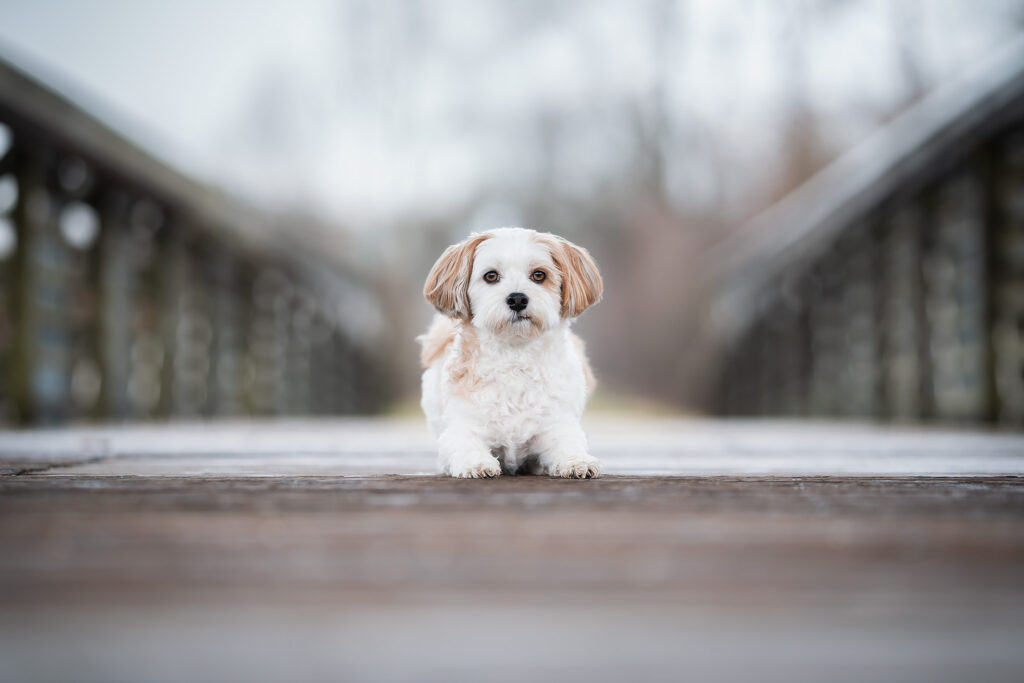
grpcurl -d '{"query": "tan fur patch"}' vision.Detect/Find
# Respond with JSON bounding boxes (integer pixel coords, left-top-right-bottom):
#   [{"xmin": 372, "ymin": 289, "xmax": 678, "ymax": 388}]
[
  {"xmin": 447, "ymin": 323, "xmax": 482, "ymax": 395},
  {"xmin": 417, "ymin": 317, "xmax": 482, "ymax": 393},
  {"xmin": 418, "ymin": 316, "xmax": 458, "ymax": 368},
  {"xmin": 423, "ymin": 233, "xmax": 491, "ymax": 319},
  {"xmin": 570, "ymin": 332, "xmax": 597, "ymax": 397}
]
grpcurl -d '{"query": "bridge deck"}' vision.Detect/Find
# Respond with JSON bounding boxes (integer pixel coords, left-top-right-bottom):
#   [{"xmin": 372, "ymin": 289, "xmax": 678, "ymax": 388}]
[{"xmin": 2, "ymin": 418, "xmax": 1023, "ymax": 682}]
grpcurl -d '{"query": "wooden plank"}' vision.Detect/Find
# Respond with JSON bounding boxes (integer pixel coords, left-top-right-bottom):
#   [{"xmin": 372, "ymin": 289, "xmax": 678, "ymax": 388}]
[
  {"xmin": 1, "ymin": 474, "xmax": 1023, "ymax": 682},
  {"xmin": 1, "ymin": 419, "xmax": 1022, "ymax": 681},
  {"xmin": 3, "ymin": 474, "xmax": 1023, "ymax": 605}
]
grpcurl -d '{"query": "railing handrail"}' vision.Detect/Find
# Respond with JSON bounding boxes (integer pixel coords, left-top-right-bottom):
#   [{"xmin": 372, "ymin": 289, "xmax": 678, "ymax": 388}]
[
  {"xmin": 0, "ymin": 47, "xmax": 358, "ymax": 282},
  {"xmin": 0, "ymin": 47, "xmax": 380, "ymax": 334},
  {"xmin": 709, "ymin": 33, "xmax": 1024, "ymax": 341},
  {"xmin": 0, "ymin": 49, "xmax": 393, "ymax": 423},
  {"xmin": 0, "ymin": 48, "xmax": 287, "ymax": 259}
]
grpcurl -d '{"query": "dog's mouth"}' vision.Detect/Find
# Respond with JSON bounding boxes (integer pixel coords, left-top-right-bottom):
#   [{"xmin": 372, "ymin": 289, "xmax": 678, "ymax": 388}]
[{"xmin": 500, "ymin": 311, "xmax": 541, "ymax": 337}]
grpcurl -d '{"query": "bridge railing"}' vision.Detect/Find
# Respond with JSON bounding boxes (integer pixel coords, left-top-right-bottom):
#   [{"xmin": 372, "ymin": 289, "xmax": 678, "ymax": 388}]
[
  {"xmin": 0, "ymin": 58, "xmax": 386, "ymax": 425},
  {"xmin": 707, "ymin": 37, "xmax": 1024, "ymax": 425}
]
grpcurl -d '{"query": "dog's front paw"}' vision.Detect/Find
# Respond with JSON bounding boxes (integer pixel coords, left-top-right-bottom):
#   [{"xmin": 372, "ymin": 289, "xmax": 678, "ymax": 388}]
[
  {"xmin": 449, "ymin": 454, "xmax": 502, "ymax": 479},
  {"xmin": 548, "ymin": 454, "xmax": 602, "ymax": 479}
]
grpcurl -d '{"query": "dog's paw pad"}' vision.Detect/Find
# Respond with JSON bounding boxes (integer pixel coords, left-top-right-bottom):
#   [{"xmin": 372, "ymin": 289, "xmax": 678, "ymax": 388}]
[
  {"xmin": 451, "ymin": 459, "xmax": 502, "ymax": 479},
  {"xmin": 551, "ymin": 456, "xmax": 602, "ymax": 479}
]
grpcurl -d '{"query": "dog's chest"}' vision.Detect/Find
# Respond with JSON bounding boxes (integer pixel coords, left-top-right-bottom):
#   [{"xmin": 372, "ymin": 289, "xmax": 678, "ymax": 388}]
[{"xmin": 470, "ymin": 339, "xmax": 578, "ymax": 438}]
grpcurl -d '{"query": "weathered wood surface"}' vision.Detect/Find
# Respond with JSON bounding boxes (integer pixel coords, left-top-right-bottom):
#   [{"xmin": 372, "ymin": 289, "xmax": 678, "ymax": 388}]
[{"xmin": 1, "ymin": 417, "xmax": 1023, "ymax": 683}]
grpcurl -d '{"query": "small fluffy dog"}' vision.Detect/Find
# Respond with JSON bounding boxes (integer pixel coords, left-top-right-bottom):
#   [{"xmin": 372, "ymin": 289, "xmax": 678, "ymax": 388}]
[{"xmin": 418, "ymin": 227, "xmax": 603, "ymax": 479}]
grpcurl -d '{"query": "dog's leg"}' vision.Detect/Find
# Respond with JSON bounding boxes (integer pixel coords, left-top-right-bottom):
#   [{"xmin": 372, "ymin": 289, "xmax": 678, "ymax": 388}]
[
  {"xmin": 439, "ymin": 424, "xmax": 501, "ymax": 478},
  {"xmin": 534, "ymin": 421, "xmax": 602, "ymax": 479}
]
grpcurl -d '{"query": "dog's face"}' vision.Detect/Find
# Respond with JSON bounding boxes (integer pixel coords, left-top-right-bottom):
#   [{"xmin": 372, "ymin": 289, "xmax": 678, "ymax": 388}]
[{"xmin": 424, "ymin": 227, "xmax": 602, "ymax": 338}]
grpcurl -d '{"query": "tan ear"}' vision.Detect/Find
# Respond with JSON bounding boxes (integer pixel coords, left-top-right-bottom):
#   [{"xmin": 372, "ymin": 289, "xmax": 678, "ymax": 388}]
[
  {"xmin": 546, "ymin": 235, "xmax": 603, "ymax": 318},
  {"xmin": 423, "ymin": 233, "xmax": 490, "ymax": 319}
]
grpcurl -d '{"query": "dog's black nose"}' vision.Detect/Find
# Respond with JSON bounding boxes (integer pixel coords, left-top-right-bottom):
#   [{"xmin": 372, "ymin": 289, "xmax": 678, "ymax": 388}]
[{"xmin": 506, "ymin": 292, "xmax": 529, "ymax": 312}]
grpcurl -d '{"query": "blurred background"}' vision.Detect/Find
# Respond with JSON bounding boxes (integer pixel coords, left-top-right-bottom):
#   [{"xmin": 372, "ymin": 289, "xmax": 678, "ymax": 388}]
[{"xmin": 1, "ymin": 0, "xmax": 1023, "ymax": 426}]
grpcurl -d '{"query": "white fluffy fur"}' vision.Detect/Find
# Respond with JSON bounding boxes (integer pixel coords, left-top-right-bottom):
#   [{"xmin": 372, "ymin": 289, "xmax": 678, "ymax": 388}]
[{"xmin": 418, "ymin": 227, "xmax": 602, "ymax": 478}]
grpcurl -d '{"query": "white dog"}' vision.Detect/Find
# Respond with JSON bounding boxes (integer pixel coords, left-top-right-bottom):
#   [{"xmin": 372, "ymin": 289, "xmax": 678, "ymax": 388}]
[{"xmin": 418, "ymin": 227, "xmax": 603, "ymax": 479}]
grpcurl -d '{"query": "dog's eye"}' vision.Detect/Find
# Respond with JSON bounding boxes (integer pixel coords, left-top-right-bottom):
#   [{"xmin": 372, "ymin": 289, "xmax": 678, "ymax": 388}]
[
  {"xmin": 531, "ymin": 270, "xmax": 546, "ymax": 283},
  {"xmin": 483, "ymin": 271, "xmax": 499, "ymax": 283}
]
